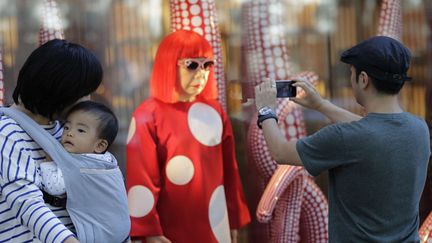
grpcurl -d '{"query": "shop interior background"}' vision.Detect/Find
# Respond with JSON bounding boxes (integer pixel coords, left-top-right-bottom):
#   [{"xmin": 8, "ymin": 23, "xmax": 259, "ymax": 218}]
[{"xmin": 0, "ymin": 0, "xmax": 430, "ymax": 242}]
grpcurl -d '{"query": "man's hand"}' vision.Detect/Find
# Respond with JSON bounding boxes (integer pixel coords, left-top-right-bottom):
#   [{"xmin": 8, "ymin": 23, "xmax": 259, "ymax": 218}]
[
  {"xmin": 292, "ymin": 78, "xmax": 362, "ymax": 123},
  {"xmin": 290, "ymin": 78, "xmax": 326, "ymax": 111},
  {"xmin": 146, "ymin": 235, "xmax": 172, "ymax": 243},
  {"xmin": 254, "ymin": 78, "xmax": 277, "ymax": 111}
]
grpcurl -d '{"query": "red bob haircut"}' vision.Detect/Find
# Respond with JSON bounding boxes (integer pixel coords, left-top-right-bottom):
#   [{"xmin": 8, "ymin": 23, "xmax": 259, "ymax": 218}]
[{"xmin": 150, "ymin": 30, "xmax": 218, "ymax": 103}]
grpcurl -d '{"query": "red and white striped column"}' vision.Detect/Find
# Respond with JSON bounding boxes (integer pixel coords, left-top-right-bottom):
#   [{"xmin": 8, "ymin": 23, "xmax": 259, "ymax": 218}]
[
  {"xmin": 39, "ymin": 0, "xmax": 65, "ymax": 46},
  {"xmin": 169, "ymin": 0, "xmax": 226, "ymax": 110}
]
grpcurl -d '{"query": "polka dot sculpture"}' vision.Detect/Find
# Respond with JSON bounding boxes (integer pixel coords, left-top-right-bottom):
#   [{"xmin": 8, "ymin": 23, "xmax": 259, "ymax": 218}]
[
  {"xmin": 39, "ymin": 0, "xmax": 65, "ymax": 46},
  {"xmin": 242, "ymin": 0, "xmax": 328, "ymax": 242},
  {"xmin": 377, "ymin": 0, "xmax": 402, "ymax": 42},
  {"xmin": 420, "ymin": 213, "xmax": 432, "ymax": 243}
]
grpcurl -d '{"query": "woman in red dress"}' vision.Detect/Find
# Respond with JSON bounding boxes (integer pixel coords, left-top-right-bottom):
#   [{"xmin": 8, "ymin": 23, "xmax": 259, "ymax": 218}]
[{"xmin": 126, "ymin": 30, "xmax": 250, "ymax": 243}]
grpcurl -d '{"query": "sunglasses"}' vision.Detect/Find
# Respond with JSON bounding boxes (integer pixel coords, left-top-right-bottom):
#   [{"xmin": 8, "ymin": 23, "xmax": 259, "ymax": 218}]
[{"xmin": 178, "ymin": 58, "xmax": 215, "ymax": 71}]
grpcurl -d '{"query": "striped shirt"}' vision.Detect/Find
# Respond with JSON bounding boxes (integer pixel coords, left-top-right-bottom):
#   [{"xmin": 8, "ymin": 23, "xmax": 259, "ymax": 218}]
[{"xmin": 0, "ymin": 115, "xmax": 75, "ymax": 242}]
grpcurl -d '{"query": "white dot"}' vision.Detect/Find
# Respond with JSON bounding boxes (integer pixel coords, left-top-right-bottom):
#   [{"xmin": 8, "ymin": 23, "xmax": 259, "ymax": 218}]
[
  {"xmin": 193, "ymin": 27, "xmax": 204, "ymax": 36},
  {"xmin": 267, "ymin": 65, "xmax": 275, "ymax": 72},
  {"xmin": 288, "ymin": 126, "xmax": 297, "ymax": 137},
  {"xmin": 182, "ymin": 18, "xmax": 190, "ymax": 26},
  {"xmin": 166, "ymin": 155, "xmax": 195, "ymax": 185},
  {"xmin": 271, "ymin": 37, "xmax": 280, "ymax": 45},
  {"xmin": 275, "ymin": 57, "xmax": 284, "ymax": 67},
  {"xmin": 188, "ymin": 103, "xmax": 222, "ymax": 146},
  {"xmin": 188, "ymin": 0, "xmax": 198, "ymax": 3},
  {"xmin": 190, "ymin": 4, "xmax": 201, "ymax": 15},
  {"xmin": 277, "ymin": 69, "xmax": 286, "ymax": 79},
  {"xmin": 273, "ymin": 47, "xmax": 282, "ymax": 56},
  {"xmin": 180, "ymin": 3, "xmax": 188, "ymax": 10},
  {"xmin": 128, "ymin": 185, "xmax": 154, "ymax": 217},
  {"xmin": 265, "ymin": 57, "xmax": 273, "ymax": 65},
  {"xmin": 182, "ymin": 10, "xmax": 189, "ymax": 18},
  {"xmin": 205, "ymin": 34, "xmax": 212, "ymax": 41},
  {"xmin": 203, "ymin": 10, "xmax": 209, "ymax": 17},
  {"xmin": 208, "ymin": 185, "xmax": 230, "ymax": 243},
  {"xmin": 126, "ymin": 117, "xmax": 136, "ymax": 144},
  {"xmin": 285, "ymin": 114, "xmax": 294, "ymax": 125},
  {"xmin": 191, "ymin": 16, "xmax": 202, "ymax": 27}
]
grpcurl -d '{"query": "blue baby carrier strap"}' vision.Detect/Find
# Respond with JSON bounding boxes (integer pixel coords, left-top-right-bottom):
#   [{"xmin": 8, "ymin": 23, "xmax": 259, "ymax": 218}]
[{"xmin": 0, "ymin": 107, "xmax": 130, "ymax": 243}]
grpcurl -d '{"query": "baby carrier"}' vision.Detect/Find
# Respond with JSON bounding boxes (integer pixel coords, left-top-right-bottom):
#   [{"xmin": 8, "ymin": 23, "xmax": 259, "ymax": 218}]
[{"xmin": 0, "ymin": 107, "xmax": 130, "ymax": 243}]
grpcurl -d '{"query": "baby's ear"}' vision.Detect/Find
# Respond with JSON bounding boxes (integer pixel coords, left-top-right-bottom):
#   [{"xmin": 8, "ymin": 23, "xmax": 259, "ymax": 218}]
[{"xmin": 94, "ymin": 139, "xmax": 109, "ymax": 154}]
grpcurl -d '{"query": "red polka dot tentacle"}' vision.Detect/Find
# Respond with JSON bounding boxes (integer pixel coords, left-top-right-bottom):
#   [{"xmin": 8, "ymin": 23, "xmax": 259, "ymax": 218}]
[
  {"xmin": 39, "ymin": 0, "xmax": 65, "ymax": 46},
  {"xmin": 377, "ymin": 0, "xmax": 402, "ymax": 41},
  {"xmin": 420, "ymin": 212, "xmax": 432, "ymax": 242},
  {"xmin": 170, "ymin": 0, "xmax": 227, "ymax": 110},
  {"xmin": 243, "ymin": 0, "xmax": 328, "ymax": 242}
]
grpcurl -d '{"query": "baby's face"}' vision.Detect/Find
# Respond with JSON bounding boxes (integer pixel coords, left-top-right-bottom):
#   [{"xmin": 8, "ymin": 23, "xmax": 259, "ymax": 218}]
[{"xmin": 61, "ymin": 111, "xmax": 101, "ymax": 154}]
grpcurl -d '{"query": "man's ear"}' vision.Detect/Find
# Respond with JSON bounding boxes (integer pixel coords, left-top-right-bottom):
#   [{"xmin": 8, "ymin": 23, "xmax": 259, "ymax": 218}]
[
  {"xmin": 359, "ymin": 71, "xmax": 370, "ymax": 89},
  {"xmin": 94, "ymin": 139, "xmax": 109, "ymax": 153}
]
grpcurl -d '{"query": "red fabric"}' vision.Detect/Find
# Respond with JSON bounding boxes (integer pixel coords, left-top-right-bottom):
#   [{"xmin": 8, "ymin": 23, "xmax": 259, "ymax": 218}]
[{"xmin": 126, "ymin": 98, "xmax": 250, "ymax": 242}]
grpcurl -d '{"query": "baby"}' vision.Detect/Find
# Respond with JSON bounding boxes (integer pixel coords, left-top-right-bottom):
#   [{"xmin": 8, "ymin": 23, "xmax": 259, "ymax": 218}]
[{"xmin": 40, "ymin": 100, "xmax": 118, "ymax": 198}]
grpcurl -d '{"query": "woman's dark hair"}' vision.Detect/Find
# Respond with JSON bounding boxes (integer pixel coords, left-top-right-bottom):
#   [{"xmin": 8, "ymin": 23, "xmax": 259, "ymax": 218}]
[
  {"xmin": 66, "ymin": 101, "xmax": 118, "ymax": 148},
  {"xmin": 13, "ymin": 39, "xmax": 103, "ymax": 119}
]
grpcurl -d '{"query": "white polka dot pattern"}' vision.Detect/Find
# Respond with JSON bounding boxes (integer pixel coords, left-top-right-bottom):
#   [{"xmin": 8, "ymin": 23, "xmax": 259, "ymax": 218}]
[
  {"xmin": 187, "ymin": 102, "xmax": 222, "ymax": 146},
  {"xmin": 166, "ymin": 155, "xmax": 195, "ymax": 185},
  {"xmin": 128, "ymin": 185, "xmax": 155, "ymax": 218},
  {"xmin": 420, "ymin": 211, "xmax": 432, "ymax": 242},
  {"xmin": 169, "ymin": 0, "xmax": 227, "ymax": 110},
  {"xmin": 208, "ymin": 185, "xmax": 231, "ymax": 243},
  {"xmin": 242, "ymin": 1, "xmax": 328, "ymax": 242},
  {"xmin": 39, "ymin": 0, "xmax": 65, "ymax": 46},
  {"xmin": 126, "ymin": 117, "xmax": 136, "ymax": 145},
  {"xmin": 377, "ymin": 0, "xmax": 402, "ymax": 41}
]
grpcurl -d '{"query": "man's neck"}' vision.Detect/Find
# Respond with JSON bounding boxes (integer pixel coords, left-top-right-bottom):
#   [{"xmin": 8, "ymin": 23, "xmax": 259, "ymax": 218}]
[
  {"xmin": 363, "ymin": 94, "xmax": 403, "ymax": 114},
  {"xmin": 12, "ymin": 104, "xmax": 51, "ymax": 125}
]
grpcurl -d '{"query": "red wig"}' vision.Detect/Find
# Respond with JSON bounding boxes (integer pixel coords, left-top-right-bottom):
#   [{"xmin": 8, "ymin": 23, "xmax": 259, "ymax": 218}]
[{"xmin": 150, "ymin": 30, "xmax": 218, "ymax": 103}]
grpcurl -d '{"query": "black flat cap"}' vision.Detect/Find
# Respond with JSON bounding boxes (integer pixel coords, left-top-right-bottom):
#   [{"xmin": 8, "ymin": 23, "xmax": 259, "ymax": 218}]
[{"xmin": 340, "ymin": 36, "xmax": 412, "ymax": 83}]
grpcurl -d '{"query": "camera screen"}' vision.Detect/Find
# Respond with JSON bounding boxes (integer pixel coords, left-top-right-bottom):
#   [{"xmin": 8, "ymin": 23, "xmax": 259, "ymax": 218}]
[{"xmin": 276, "ymin": 80, "xmax": 296, "ymax": 98}]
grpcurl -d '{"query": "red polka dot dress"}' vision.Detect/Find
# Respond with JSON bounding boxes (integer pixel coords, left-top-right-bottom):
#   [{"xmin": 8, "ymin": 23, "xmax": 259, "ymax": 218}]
[{"xmin": 126, "ymin": 98, "xmax": 250, "ymax": 243}]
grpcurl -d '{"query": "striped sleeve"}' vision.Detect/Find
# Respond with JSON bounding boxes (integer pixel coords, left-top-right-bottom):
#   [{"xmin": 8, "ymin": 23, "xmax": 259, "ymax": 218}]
[{"xmin": 0, "ymin": 122, "xmax": 74, "ymax": 242}]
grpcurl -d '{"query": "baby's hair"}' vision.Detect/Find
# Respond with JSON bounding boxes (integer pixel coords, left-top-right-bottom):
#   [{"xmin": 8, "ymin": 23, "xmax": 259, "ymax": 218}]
[{"xmin": 66, "ymin": 101, "xmax": 118, "ymax": 148}]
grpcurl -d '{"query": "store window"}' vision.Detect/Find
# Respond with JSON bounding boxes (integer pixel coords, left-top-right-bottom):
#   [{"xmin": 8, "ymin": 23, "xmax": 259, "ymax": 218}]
[{"xmin": 0, "ymin": 0, "xmax": 430, "ymax": 241}]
